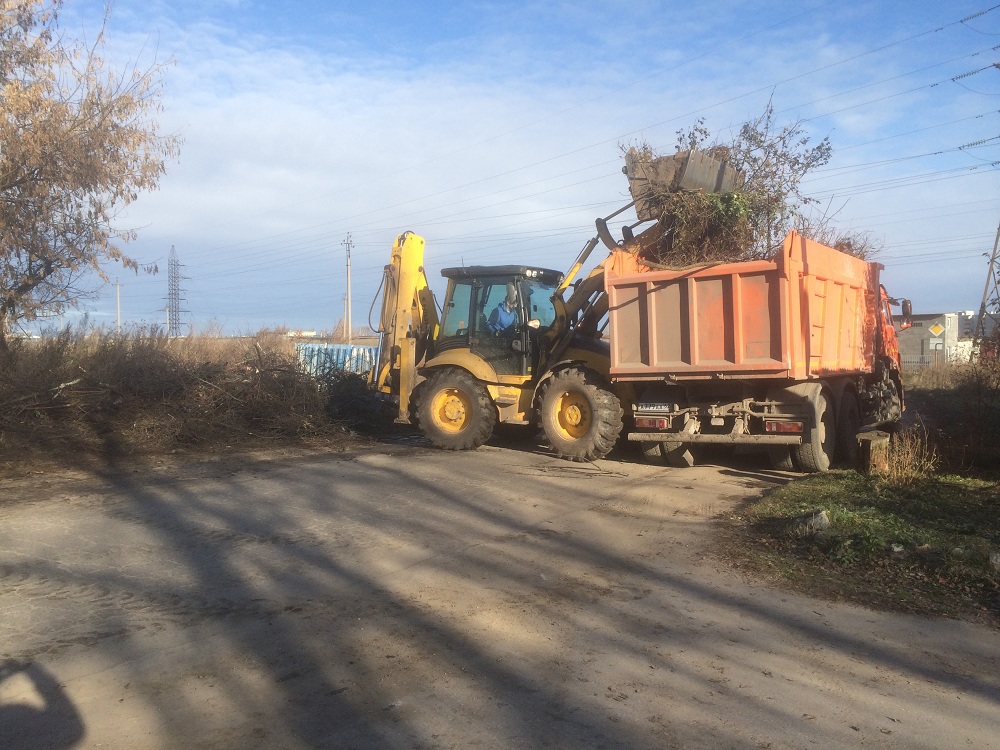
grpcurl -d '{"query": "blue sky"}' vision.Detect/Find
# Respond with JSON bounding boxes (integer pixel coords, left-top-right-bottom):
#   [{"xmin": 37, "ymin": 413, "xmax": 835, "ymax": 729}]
[{"xmin": 50, "ymin": 0, "xmax": 1000, "ymax": 333}]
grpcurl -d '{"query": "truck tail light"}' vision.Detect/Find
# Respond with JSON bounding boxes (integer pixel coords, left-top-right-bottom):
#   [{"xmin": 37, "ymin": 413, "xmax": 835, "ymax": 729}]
[
  {"xmin": 635, "ymin": 417, "xmax": 669, "ymax": 430},
  {"xmin": 764, "ymin": 420, "xmax": 803, "ymax": 433}
]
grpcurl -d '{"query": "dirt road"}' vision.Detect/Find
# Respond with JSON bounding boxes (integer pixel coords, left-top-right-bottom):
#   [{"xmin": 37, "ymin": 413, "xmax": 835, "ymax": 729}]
[{"xmin": 1, "ymin": 440, "xmax": 998, "ymax": 749}]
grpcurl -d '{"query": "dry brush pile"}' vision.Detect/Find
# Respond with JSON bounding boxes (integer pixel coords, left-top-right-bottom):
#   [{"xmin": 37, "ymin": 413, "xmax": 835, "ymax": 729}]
[
  {"xmin": 0, "ymin": 328, "xmax": 367, "ymax": 466},
  {"xmin": 622, "ymin": 101, "xmax": 877, "ymax": 268}
]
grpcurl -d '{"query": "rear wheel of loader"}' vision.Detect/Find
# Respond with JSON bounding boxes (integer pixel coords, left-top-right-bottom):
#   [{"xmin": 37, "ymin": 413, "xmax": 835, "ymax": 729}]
[
  {"xmin": 540, "ymin": 367, "xmax": 623, "ymax": 462},
  {"xmin": 418, "ymin": 369, "xmax": 496, "ymax": 450},
  {"xmin": 790, "ymin": 383, "xmax": 835, "ymax": 473}
]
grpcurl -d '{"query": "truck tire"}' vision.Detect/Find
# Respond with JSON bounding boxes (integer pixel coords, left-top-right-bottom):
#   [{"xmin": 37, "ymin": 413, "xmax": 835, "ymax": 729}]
[
  {"xmin": 417, "ymin": 369, "xmax": 496, "ymax": 450},
  {"xmin": 885, "ymin": 375, "xmax": 903, "ymax": 423},
  {"xmin": 661, "ymin": 440, "xmax": 695, "ymax": 468},
  {"xmin": 791, "ymin": 383, "xmax": 835, "ymax": 473},
  {"xmin": 540, "ymin": 367, "xmax": 623, "ymax": 462},
  {"xmin": 767, "ymin": 447, "xmax": 797, "ymax": 471},
  {"xmin": 639, "ymin": 440, "xmax": 695, "ymax": 467},
  {"xmin": 765, "ymin": 386, "xmax": 797, "ymax": 471},
  {"xmin": 640, "ymin": 441, "xmax": 665, "ymax": 464},
  {"xmin": 837, "ymin": 391, "xmax": 862, "ymax": 467}
]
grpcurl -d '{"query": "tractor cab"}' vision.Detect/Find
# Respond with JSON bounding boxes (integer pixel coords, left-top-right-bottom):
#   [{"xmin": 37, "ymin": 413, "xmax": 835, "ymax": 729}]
[{"xmin": 435, "ymin": 265, "xmax": 563, "ymax": 377}]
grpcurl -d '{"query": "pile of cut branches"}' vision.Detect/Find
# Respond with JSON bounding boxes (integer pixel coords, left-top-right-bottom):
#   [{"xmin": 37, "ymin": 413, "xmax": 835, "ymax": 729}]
[
  {"xmin": 0, "ymin": 328, "xmax": 366, "ymax": 467},
  {"xmin": 623, "ymin": 100, "xmax": 866, "ymax": 267}
]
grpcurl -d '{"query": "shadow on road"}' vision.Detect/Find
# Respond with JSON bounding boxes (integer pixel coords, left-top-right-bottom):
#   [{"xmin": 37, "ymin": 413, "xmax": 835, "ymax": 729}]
[
  {"xmin": 1, "ymin": 443, "xmax": 997, "ymax": 748},
  {"xmin": 0, "ymin": 660, "xmax": 85, "ymax": 750}
]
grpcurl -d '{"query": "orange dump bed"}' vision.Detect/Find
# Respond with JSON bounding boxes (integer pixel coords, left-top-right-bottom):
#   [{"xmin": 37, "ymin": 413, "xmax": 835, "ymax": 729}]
[{"xmin": 605, "ymin": 231, "xmax": 881, "ymax": 382}]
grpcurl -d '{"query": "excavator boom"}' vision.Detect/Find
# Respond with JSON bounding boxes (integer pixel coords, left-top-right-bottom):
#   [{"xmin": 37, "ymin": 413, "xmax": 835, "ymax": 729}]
[{"xmin": 370, "ymin": 231, "xmax": 439, "ymax": 422}]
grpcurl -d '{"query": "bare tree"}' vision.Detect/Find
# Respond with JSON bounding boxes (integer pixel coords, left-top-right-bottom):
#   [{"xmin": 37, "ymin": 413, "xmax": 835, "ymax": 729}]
[
  {"xmin": 720, "ymin": 99, "xmax": 832, "ymax": 256},
  {"xmin": 626, "ymin": 98, "xmax": 835, "ymax": 266},
  {"xmin": 0, "ymin": 0, "xmax": 179, "ymax": 346}
]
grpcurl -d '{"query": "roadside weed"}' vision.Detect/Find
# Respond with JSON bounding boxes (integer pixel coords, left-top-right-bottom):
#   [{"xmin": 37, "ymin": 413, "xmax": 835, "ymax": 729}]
[{"xmin": 726, "ymin": 471, "xmax": 1000, "ymax": 623}]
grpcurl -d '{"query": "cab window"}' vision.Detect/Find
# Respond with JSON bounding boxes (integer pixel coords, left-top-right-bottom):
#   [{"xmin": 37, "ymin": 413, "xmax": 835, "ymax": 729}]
[
  {"xmin": 522, "ymin": 279, "xmax": 557, "ymax": 329},
  {"xmin": 476, "ymin": 282, "xmax": 515, "ymax": 335},
  {"xmin": 439, "ymin": 281, "xmax": 474, "ymax": 338}
]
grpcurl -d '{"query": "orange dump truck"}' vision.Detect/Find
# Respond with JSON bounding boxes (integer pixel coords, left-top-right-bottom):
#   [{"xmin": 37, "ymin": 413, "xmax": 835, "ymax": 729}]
[{"xmin": 605, "ymin": 231, "xmax": 911, "ymax": 471}]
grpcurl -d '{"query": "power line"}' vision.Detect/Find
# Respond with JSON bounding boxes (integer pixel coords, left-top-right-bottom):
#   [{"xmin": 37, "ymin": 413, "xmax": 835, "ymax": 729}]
[
  {"xmin": 100, "ymin": 5, "xmax": 1000, "ymax": 325},
  {"xmin": 147, "ymin": 4, "xmax": 1000, "ymax": 270}
]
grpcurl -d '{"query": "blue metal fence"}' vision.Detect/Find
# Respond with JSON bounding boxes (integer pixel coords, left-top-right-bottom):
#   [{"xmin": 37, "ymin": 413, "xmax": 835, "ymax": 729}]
[{"xmin": 296, "ymin": 343, "xmax": 378, "ymax": 378}]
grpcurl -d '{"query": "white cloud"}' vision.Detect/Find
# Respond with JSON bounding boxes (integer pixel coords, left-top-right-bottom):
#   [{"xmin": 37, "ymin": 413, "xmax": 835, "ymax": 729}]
[{"xmin": 52, "ymin": 0, "xmax": 1000, "ymax": 330}]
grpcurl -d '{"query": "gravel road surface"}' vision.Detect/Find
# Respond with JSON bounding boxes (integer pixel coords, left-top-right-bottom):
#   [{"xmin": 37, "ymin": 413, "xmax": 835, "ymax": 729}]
[{"xmin": 1, "ymin": 441, "xmax": 998, "ymax": 749}]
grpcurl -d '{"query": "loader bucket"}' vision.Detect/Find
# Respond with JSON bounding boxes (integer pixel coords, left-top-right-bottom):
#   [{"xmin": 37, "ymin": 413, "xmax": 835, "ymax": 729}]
[{"xmin": 624, "ymin": 148, "xmax": 741, "ymax": 222}]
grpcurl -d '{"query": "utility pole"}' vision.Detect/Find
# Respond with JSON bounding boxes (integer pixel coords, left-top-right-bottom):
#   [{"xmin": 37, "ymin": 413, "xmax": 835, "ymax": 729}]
[
  {"xmin": 115, "ymin": 279, "xmax": 121, "ymax": 335},
  {"xmin": 342, "ymin": 233, "xmax": 353, "ymax": 345},
  {"xmin": 972, "ymin": 219, "xmax": 1000, "ymax": 358}
]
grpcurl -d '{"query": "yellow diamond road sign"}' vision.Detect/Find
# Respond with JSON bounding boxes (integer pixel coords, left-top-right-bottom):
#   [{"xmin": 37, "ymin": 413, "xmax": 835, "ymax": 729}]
[{"xmin": 929, "ymin": 323, "xmax": 945, "ymax": 337}]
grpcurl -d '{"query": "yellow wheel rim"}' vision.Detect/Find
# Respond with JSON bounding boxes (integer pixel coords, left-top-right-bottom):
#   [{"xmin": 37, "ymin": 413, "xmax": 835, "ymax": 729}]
[
  {"xmin": 430, "ymin": 387, "xmax": 471, "ymax": 434},
  {"xmin": 554, "ymin": 390, "xmax": 591, "ymax": 440}
]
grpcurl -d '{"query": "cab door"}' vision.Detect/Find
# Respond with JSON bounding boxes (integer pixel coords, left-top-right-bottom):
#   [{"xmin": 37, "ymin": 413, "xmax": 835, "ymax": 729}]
[{"xmin": 471, "ymin": 277, "xmax": 529, "ymax": 376}]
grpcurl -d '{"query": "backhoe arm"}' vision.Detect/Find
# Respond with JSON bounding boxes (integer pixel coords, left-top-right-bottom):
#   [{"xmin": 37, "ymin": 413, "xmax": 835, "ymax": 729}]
[{"xmin": 370, "ymin": 232, "xmax": 439, "ymax": 422}]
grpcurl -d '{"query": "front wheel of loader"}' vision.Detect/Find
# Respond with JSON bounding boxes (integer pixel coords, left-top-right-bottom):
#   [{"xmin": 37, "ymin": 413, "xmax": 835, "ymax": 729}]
[
  {"xmin": 417, "ymin": 369, "xmax": 496, "ymax": 450},
  {"xmin": 540, "ymin": 367, "xmax": 623, "ymax": 462}
]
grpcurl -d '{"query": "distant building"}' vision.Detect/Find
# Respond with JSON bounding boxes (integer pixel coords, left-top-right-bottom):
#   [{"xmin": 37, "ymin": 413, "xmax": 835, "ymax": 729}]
[{"xmin": 895, "ymin": 311, "xmax": 995, "ymax": 368}]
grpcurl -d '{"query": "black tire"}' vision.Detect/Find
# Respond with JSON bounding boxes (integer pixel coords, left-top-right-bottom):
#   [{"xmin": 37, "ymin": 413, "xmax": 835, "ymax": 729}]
[
  {"xmin": 540, "ymin": 367, "xmax": 623, "ymax": 462},
  {"xmin": 640, "ymin": 441, "xmax": 665, "ymax": 464},
  {"xmin": 791, "ymin": 384, "xmax": 835, "ymax": 473},
  {"xmin": 885, "ymin": 376, "xmax": 903, "ymax": 423},
  {"xmin": 662, "ymin": 439, "xmax": 695, "ymax": 468},
  {"xmin": 767, "ymin": 446, "xmax": 797, "ymax": 471},
  {"xmin": 765, "ymin": 386, "xmax": 798, "ymax": 471},
  {"xmin": 417, "ymin": 369, "xmax": 496, "ymax": 450},
  {"xmin": 837, "ymin": 391, "xmax": 862, "ymax": 467}
]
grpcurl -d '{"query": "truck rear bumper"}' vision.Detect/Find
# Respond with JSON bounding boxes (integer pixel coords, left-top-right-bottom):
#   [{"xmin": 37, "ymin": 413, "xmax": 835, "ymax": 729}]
[{"xmin": 627, "ymin": 432, "xmax": 801, "ymax": 445}]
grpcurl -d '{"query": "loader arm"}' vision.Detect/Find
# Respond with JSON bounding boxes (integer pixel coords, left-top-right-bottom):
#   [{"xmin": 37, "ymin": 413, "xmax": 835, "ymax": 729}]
[{"xmin": 539, "ymin": 215, "xmax": 672, "ymax": 373}]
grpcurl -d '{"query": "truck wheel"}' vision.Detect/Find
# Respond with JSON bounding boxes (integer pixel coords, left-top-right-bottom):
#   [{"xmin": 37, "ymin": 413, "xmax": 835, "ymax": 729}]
[
  {"xmin": 791, "ymin": 384, "xmax": 835, "ymax": 473},
  {"xmin": 540, "ymin": 367, "xmax": 623, "ymax": 462},
  {"xmin": 837, "ymin": 391, "xmax": 862, "ymax": 467},
  {"xmin": 640, "ymin": 441, "xmax": 665, "ymax": 464},
  {"xmin": 767, "ymin": 447, "xmax": 796, "ymax": 471},
  {"xmin": 661, "ymin": 440, "xmax": 695, "ymax": 468},
  {"xmin": 885, "ymin": 376, "xmax": 903, "ymax": 423},
  {"xmin": 639, "ymin": 441, "xmax": 694, "ymax": 467},
  {"xmin": 765, "ymin": 386, "xmax": 797, "ymax": 471},
  {"xmin": 417, "ymin": 369, "xmax": 496, "ymax": 450}
]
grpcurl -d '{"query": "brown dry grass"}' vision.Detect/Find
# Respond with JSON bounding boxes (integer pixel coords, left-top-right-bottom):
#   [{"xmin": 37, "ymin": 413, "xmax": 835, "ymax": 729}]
[
  {"xmin": 0, "ymin": 327, "xmax": 366, "ymax": 472},
  {"xmin": 903, "ymin": 359, "xmax": 1000, "ymax": 470},
  {"xmin": 877, "ymin": 421, "xmax": 939, "ymax": 485}
]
